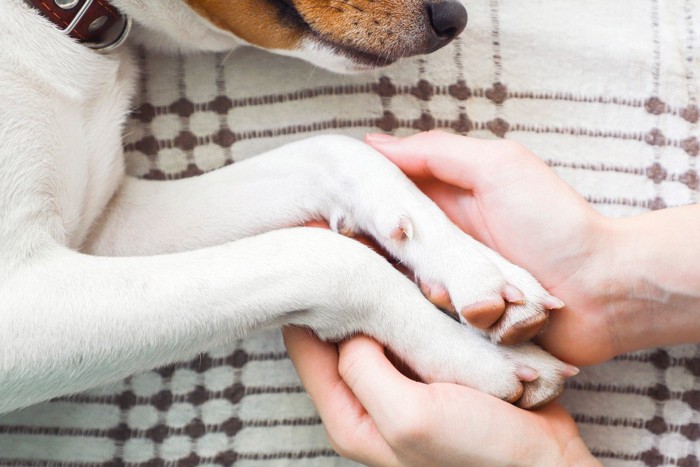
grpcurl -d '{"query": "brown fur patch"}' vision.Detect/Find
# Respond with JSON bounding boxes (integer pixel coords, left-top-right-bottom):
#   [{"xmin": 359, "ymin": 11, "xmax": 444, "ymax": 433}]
[
  {"xmin": 185, "ymin": 0, "xmax": 430, "ymax": 59},
  {"xmin": 185, "ymin": 0, "xmax": 306, "ymax": 50},
  {"xmin": 293, "ymin": 0, "xmax": 426, "ymax": 54}
]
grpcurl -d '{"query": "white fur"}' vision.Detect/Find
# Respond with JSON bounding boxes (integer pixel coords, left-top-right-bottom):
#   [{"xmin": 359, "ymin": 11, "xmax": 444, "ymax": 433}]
[{"xmin": 0, "ymin": 0, "xmax": 566, "ymax": 413}]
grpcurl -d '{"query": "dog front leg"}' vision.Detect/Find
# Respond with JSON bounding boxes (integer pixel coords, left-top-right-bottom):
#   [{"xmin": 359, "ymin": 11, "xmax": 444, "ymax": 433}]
[
  {"xmin": 87, "ymin": 135, "xmax": 555, "ymax": 344},
  {"xmin": 85, "ymin": 138, "xmax": 344, "ymax": 256},
  {"xmin": 1, "ymin": 228, "xmax": 566, "ymax": 412},
  {"xmin": 0, "ymin": 228, "xmax": 375, "ymax": 412}
]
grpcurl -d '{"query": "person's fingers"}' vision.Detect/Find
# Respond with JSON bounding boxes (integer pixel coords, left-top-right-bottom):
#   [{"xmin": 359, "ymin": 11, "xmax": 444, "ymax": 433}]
[
  {"xmin": 283, "ymin": 326, "xmax": 345, "ymax": 416},
  {"xmin": 366, "ymin": 131, "xmax": 545, "ymax": 192},
  {"xmin": 337, "ymin": 336, "xmax": 424, "ymax": 433},
  {"xmin": 282, "ymin": 328, "xmax": 399, "ymax": 465}
]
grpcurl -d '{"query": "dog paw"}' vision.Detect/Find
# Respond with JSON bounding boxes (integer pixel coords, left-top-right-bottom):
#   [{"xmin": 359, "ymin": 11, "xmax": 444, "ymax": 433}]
[
  {"xmin": 387, "ymin": 304, "xmax": 575, "ymax": 409},
  {"xmin": 334, "ymin": 209, "xmax": 563, "ymax": 345},
  {"xmin": 500, "ymin": 342, "xmax": 578, "ymax": 408},
  {"xmin": 389, "ymin": 219, "xmax": 563, "ymax": 345},
  {"xmin": 300, "ymin": 230, "xmax": 575, "ymax": 410},
  {"xmin": 319, "ymin": 139, "xmax": 562, "ymax": 345},
  {"xmin": 479, "ymin": 257, "xmax": 565, "ymax": 345}
]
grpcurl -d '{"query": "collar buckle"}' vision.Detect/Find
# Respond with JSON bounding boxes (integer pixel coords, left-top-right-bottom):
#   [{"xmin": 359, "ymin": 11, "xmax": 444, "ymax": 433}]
[
  {"xmin": 88, "ymin": 14, "xmax": 132, "ymax": 52},
  {"xmin": 27, "ymin": 0, "xmax": 131, "ymax": 52}
]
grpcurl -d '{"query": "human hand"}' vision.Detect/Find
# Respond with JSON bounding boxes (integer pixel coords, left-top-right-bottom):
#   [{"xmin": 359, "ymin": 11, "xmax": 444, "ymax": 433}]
[
  {"xmin": 283, "ymin": 327, "xmax": 599, "ymax": 467},
  {"xmin": 366, "ymin": 130, "xmax": 700, "ymax": 365},
  {"xmin": 365, "ymin": 131, "xmax": 617, "ymax": 366}
]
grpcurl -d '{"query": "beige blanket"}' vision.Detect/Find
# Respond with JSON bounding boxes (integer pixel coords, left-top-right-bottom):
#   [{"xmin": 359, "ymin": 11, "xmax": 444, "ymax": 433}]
[{"xmin": 1, "ymin": 1, "xmax": 698, "ymax": 465}]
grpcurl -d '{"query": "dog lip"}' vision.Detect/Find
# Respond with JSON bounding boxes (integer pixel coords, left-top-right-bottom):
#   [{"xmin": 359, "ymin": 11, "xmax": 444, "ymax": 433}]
[
  {"xmin": 308, "ymin": 30, "xmax": 400, "ymax": 69},
  {"xmin": 318, "ymin": 38, "xmax": 399, "ymax": 68},
  {"xmin": 426, "ymin": 35, "xmax": 454, "ymax": 54},
  {"xmin": 271, "ymin": 0, "xmax": 399, "ymax": 69}
]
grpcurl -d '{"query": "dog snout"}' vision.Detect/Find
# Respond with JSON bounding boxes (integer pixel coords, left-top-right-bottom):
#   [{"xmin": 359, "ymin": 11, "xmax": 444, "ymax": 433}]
[{"xmin": 426, "ymin": 1, "xmax": 468, "ymax": 52}]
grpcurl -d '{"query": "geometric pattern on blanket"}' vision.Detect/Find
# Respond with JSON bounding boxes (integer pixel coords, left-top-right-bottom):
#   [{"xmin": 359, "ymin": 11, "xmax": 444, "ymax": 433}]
[{"xmin": 0, "ymin": 1, "xmax": 698, "ymax": 465}]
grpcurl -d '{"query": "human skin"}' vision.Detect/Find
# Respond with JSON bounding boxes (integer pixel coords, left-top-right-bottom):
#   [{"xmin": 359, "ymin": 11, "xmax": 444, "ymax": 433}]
[
  {"xmin": 284, "ymin": 130, "xmax": 700, "ymax": 465},
  {"xmin": 284, "ymin": 328, "xmax": 599, "ymax": 467},
  {"xmin": 364, "ymin": 131, "xmax": 700, "ymax": 366}
]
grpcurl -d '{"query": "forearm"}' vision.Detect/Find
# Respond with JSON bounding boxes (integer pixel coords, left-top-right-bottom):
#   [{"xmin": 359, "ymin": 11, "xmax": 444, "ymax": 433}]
[{"xmin": 601, "ymin": 204, "xmax": 700, "ymax": 353}]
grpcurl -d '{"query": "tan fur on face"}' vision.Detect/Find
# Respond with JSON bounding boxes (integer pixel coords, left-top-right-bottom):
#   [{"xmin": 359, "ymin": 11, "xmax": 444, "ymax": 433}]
[
  {"xmin": 293, "ymin": 0, "xmax": 428, "ymax": 56},
  {"xmin": 185, "ymin": 0, "xmax": 306, "ymax": 50},
  {"xmin": 185, "ymin": 0, "xmax": 430, "ymax": 59}
]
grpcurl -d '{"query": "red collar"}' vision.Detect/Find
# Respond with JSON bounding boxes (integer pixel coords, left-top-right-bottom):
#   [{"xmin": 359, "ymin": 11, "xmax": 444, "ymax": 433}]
[{"xmin": 26, "ymin": 0, "xmax": 131, "ymax": 51}]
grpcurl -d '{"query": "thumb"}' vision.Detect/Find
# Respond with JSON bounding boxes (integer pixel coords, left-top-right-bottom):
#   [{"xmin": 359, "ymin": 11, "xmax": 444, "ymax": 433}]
[
  {"xmin": 338, "ymin": 336, "xmax": 419, "ymax": 427},
  {"xmin": 365, "ymin": 131, "xmax": 539, "ymax": 192}
]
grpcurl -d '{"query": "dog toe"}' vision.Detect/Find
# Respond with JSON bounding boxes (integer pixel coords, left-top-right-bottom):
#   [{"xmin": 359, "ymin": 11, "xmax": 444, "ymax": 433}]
[
  {"xmin": 496, "ymin": 311, "xmax": 548, "ymax": 345},
  {"xmin": 460, "ymin": 298, "xmax": 506, "ymax": 329}
]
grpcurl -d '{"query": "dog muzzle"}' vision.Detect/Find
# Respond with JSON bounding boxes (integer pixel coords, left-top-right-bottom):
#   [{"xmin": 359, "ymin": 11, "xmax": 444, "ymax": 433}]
[{"xmin": 24, "ymin": 0, "xmax": 131, "ymax": 52}]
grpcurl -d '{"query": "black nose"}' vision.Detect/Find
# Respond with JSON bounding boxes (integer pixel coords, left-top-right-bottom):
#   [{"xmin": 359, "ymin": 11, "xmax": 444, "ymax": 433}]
[{"xmin": 427, "ymin": 1, "xmax": 468, "ymax": 44}]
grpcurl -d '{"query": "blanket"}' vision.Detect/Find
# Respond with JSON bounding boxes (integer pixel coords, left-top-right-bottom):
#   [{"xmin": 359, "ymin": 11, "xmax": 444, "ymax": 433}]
[{"xmin": 1, "ymin": 0, "xmax": 698, "ymax": 465}]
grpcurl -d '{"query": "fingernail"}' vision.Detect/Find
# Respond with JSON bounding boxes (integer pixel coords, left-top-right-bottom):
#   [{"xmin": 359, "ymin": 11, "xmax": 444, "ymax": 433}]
[
  {"xmin": 366, "ymin": 133, "xmax": 398, "ymax": 144},
  {"xmin": 544, "ymin": 296, "xmax": 565, "ymax": 310}
]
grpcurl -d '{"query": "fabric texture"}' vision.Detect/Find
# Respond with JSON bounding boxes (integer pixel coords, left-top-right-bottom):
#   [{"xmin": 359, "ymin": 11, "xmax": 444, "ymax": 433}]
[{"xmin": 2, "ymin": 0, "xmax": 699, "ymax": 465}]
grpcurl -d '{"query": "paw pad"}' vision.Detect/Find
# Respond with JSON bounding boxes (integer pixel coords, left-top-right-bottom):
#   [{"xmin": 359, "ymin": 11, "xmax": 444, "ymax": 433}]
[
  {"xmin": 497, "ymin": 312, "xmax": 548, "ymax": 346},
  {"xmin": 418, "ymin": 280, "xmax": 455, "ymax": 315},
  {"xmin": 459, "ymin": 299, "xmax": 505, "ymax": 329}
]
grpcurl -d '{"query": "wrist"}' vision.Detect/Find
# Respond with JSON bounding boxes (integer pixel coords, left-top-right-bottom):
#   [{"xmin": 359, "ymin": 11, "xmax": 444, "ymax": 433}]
[
  {"xmin": 593, "ymin": 207, "xmax": 700, "ymax": 354},
  {"xmin": 533, "ymin": 426, "xmax": 599, "ymax": 467}
]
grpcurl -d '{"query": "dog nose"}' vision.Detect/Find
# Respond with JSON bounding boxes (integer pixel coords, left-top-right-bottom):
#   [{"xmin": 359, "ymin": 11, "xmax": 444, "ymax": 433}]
[{"xmin": 426, "ymin": 1, "xmax": 468, "ymax": 49}]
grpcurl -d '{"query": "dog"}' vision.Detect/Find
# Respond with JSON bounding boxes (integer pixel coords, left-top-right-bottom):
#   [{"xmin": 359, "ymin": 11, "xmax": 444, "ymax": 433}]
[{"xmin": 0, "ymin": 0, "xmax": 574, "ymax": 415}]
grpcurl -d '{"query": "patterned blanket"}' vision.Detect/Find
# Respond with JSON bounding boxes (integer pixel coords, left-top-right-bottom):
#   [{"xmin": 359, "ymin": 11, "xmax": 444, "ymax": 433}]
[{"xmin": 1, "ymin": 0, "xmax": 698, "ymax": 465}]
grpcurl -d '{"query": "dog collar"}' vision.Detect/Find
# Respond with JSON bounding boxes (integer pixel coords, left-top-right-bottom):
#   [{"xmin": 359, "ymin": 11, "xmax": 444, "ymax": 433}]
[{"xmin": 25, "ymin": 0, "xmax": 131, "ymax": 51}]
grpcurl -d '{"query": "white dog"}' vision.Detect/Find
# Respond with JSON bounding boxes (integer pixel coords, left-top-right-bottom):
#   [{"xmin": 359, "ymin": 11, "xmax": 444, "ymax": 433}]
[{"xmin": 0, "ymin": 0, "xmax": 573, "ymax": 414}]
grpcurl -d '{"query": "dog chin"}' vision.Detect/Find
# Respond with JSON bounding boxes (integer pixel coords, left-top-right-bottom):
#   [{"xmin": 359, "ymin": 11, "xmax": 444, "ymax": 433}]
[{"xmin": 277, "ymin": 38, "xmax": 396, "ymax": 74}]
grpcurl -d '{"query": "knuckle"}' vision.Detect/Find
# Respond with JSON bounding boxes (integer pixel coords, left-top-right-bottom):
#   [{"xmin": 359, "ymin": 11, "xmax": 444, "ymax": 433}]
[
  {"xmin": 337, "ymin": 350, "xmax": 361, "ymax": 383},
  {"xmin": 384, "ymin": 409, "xmax": 432, "ymax": 449}
]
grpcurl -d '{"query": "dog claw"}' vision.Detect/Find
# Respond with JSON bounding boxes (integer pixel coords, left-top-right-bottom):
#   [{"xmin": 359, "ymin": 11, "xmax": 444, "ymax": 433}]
[
  {"xmin": 544, "ymin": 295, "xmax": 565, "ymax": 310},
  {"xmin": 502, "ymin": 284, "xmax": 525, "ymax": 304},
  {"xmin": 562, "ymin": 364, "xmax": 580, "ymax": 377},
  {"xmin": 517, "ymin": 363, "xmax": 578, "ymax": 409}
]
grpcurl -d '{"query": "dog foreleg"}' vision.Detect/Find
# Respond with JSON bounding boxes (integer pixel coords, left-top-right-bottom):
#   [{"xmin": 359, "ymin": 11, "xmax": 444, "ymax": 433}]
[
  {"xmin": 2, "ymin": 228, "xmax": 565, "ymax": 412},
  {"xmin": 87, "ymin": 135, "xmax": 554, "ymax": 344}
]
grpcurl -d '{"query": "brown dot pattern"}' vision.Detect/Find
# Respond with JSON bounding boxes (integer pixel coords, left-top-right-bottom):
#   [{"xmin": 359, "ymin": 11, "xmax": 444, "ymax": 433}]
[{"xmin": 0, "ymin": 1, "xmax": 699, "ymax": 465}]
